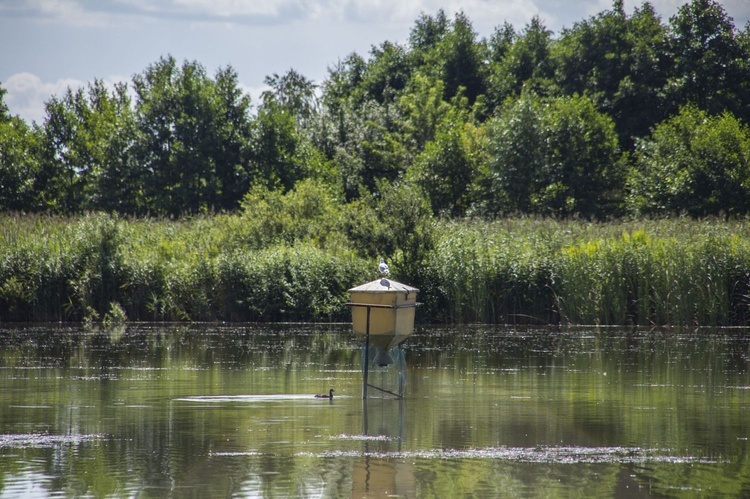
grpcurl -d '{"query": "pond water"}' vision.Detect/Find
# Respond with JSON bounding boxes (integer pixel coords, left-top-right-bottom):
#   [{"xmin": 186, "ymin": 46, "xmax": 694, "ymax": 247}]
[{"xmin": 0, "ymin": 323, "xmax": 749, "ymax": 497}]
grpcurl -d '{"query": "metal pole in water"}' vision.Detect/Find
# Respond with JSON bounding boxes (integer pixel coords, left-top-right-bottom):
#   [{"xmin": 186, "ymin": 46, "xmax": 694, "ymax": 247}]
[{"xmin": 363, "ymin": 305, "xmax": 371, "ymax": 399}]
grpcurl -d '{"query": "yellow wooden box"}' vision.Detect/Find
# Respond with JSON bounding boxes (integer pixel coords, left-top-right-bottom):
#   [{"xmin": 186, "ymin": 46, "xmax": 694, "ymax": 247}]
[{"xmin": 348, "ymin": 278, "xmax": 419, "ymax": 351}]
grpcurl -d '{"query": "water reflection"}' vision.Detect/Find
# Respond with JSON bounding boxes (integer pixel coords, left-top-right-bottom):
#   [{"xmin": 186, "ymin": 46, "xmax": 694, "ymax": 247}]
[{"xmin": 0, "ymin": 324, "xmax": 749, "ymax": 497}]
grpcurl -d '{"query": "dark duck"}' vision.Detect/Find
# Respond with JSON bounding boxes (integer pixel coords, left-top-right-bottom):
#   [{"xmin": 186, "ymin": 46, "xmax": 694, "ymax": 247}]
[{"xmin": 315, "ymin": 388, "xmax": 334, "ymax": 399}]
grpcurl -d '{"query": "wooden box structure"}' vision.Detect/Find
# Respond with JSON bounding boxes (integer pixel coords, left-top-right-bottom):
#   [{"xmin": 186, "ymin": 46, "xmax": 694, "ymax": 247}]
[
  {"xmin": 348, "ymin": 278, "xmax": 419, "ymax": 399},
  {"xmin": 348, "ymin": 279, "xmax": 419, "ymax": 351}
]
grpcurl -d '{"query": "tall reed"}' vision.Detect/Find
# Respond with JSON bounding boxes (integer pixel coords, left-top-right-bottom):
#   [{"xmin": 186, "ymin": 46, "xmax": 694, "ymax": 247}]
[
  {"xmin": 419, "ymin": 217, "xmax": 750, "ymax": 326},
  {"xmin": 2, "ymin": 214, "xmax": 750, "ymax": 326}
]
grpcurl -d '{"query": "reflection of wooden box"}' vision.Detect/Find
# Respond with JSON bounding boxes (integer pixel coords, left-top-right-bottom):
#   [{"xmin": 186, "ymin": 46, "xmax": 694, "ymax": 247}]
[{"xmin": 348, "ymin": 279, "xmax": 419, "ymax": 351}]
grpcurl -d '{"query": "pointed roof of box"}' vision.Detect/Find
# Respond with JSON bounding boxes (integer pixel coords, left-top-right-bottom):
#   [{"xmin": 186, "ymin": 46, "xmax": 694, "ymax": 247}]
[{"xmin": 348, "ymin": 278, "xmax": 419, "ymax": 293}]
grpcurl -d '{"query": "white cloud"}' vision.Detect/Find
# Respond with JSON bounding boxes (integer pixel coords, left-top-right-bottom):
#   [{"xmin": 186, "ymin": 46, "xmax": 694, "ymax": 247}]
[
  {"xmin": 334, "ymin": 0, "xmax": 542, "ymax": 29},
  {"xmin": 23, "ymin": 0, "xmax": 117, "ymax": 27},
  {"xmin": 4, "ymin": 73, "xmax": 85, "ymax": 124},
  {"xmin": 169, "ymin": 0, "xmax": 304, "ymax": 17},
  {"xmin": 9, "ymin": 0, "xmax": 544, "ymax": 29}
]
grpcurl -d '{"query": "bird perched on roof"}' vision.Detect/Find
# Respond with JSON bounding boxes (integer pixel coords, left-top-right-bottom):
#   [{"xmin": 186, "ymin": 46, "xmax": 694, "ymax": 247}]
[
  {"xmin": 315, "ymin": 388, "xmax": 334, "ymax": 399},
  {"xmin": 378, "ymin": 258, "xmax": 390, "ymax": 275}
]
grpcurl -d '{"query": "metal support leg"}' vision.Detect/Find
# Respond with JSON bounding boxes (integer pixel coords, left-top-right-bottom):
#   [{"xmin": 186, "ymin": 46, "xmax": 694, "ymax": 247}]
[{"xmin": 363, "ymin": 305, "xmax": 371, "ymax": 399}]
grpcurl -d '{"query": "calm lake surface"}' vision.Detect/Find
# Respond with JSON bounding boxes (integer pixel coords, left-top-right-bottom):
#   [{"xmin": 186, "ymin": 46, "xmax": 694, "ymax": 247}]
[{"xmin": 0, "ymin": 323, "xmax": 749, "ymax": 497}]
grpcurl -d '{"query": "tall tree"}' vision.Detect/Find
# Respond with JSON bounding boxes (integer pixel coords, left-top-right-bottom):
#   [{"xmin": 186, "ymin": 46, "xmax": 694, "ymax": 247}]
[
  {"xmin": 539, "ymin": 94, "xmax": 622, "ymax": 217},
  {"xmin": 486, "ymin": 16, "xmax": 554, "ymax": 108},
  {"xmin": 480, "ymin": 93, "xmax": 621, "ymax": 218},
  {"xmin": 0, "ymin": 84, "xmax": 41, "ymax": 211},
  {"xmin": 629, "ymin": 106, "xmax": 750, "ymax": 216},
  {"xmin": 211, "ymin": 66, "xmax": 254, "ymax": 210},
  {"xmin": 132, "ymin": 56, "xmax": 253, "ymax": 215},
  {"xmin": 665, "ymin": 0, "xmax": 747, "ymax": 118},
  {"xmin": 37, "ymin": 80, "xmax": 136, "ymax": 213},
  {"xmin": 438, "ymin": 11, "xmax": 485, "ymax": 104},
  {"xmin": 553, "ymin": 1, "xmax": 669, "ymax": 147},
  {"xmin": 408, "ymin": 112, "xmax": 484, "ymax": 217},
  {"xmin": 361, "ymin": 41, "xmax": 412, "ymax": 103},
  {"xmin": 261, "ymin": 69, "xmax": 318, "ymax": 130},
  {"xmin": 477, "ymin": 93, "xmax": 545, "ymax": 216},
  {"xmin": 409, "ymin": 11, "xmax": 485, "ymax": 104}
]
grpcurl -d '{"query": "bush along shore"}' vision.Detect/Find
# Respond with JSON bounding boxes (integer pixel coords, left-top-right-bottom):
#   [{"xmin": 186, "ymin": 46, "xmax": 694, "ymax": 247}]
[{"xmin": 1, "ymin": 213, "xmax": 750, "ymax": 327}]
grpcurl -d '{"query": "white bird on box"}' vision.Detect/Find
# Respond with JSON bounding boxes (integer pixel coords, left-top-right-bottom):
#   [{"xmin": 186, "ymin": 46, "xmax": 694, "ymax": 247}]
[{"xmin": 378, "ymin": 258, "xmax": 390, "ymax": 276}]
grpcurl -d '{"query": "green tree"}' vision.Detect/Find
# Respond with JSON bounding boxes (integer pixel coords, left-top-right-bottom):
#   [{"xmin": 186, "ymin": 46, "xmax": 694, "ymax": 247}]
[
  {"xmin": 261, "ymin": 69, "xmax": 318, "ymax": 130},
  {"xmin": 438, "ymin": 11, "xmax": 486, "ymax": 104},
  {"xmin": 37, "ymin": 80, "xmax": 136, "ymax": 213},
  {"xmin": 251, "ymin": 101, "xmax": 309, "ymax": 192},
  {"xmin": 553, "ymin": 0, "xmax": 669, "ymax": 148},
  {"xmin": 210, "ymin": 66, "xmax": 255, "ymax": 211},
  {"xmin": 132, "ymin": 56, "xmax": 253, "ymax": 215},
  {"xmin": 344, "ymin": 181, "xmax": 433, "ymax": 277},
  {"xmin": 320, "ymin": 95, "xmax": 408, "ymax": 200},
  {"xmin": 361, "ymin": 41, "xmax": 411, "ymax": 104},
  {"xmin": 480, "ymin": 93, "xmax": 621, "ymax": 218},
  {"xmin": 665, "ymin": 0, "xmax": 748, "ymax": 118},
  {"xmin": 408, "ymin": 10, "xmax": 485, "ymax": 104},
  {"xmin": 477, "ymin": 93, "xmax": 544, "ymax": 215},
  {"xmin": 0, "ymin": 85, "xmax": 41, "ymax": 211},
  {"xmin": 399, "ymin": 73, "xmax": 451, "ymax": 150},
  {"xmin": 486, "ymin": 16, "xmax": 554, "ymax": 108},
  {"xmin": 538, "ymin": 94, "xmax": 622, "ymax": 217},
  {"xmin": 409, "ymin": 9, "xmax": 450, "ymax": 59},
  {"xmin": 82, "ymin": 81, "xmax": 140, "ymax": 214},
  {"xmin": 240, "ymin": 178, "xmax": 344, "ymax": 249},
  {"xmin": 408, "ymin": 104, "xmax": 484, "ymax": 217},
  {"xmin": 629, "ymin": 105, "xmax": 750, "ymax": 216}
]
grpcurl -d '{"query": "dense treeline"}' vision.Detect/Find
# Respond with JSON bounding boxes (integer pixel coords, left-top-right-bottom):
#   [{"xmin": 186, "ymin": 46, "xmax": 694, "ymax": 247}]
[{"xmin": 3, "ymin": 0, "xmax": 750, "ymax": 219}]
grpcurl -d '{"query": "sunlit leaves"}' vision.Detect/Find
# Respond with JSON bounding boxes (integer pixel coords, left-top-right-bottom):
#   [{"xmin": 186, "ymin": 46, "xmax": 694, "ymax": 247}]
[
  {"xmin": 480, "ymin": 93, "xmax": 621, "ymax": 218},
  {"xmin": 629, "ymin": 105, "xmax": 750, "ymax": 216}
]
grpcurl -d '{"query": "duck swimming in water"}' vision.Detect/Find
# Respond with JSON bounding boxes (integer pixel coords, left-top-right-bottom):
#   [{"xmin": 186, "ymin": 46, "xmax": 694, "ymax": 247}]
[{"xmin": 315, "ymin": 388, "xmax": 334, "ymax": 399}]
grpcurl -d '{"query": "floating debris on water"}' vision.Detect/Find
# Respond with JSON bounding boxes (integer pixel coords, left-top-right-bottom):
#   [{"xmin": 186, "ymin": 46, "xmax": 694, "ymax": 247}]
[
  {"xmin": 0, "ymin": 433, "xmax": 102, "ymax": 449},
  {"xmin": 297, "ymin": 446, "xmax": 722, "ymax": 464},
  {"xmin": 175, "ymin": 394, "xmax": 334, "ymax": 403},
  {"xmin": 330, "ymin": 434, "xmax": 393, "ymax": 442}
]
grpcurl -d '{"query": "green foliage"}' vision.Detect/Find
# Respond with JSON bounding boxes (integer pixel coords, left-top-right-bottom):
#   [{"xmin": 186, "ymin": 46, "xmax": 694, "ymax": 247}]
[
  {"xmin": 4, "ymin": 3, "xmax": 750, "ymax": 219},
  {"xmin": 408, "ymin": 112, "xmax": 485, "ymax": 217},
  {"xmin": 132, "ymin": 57, "xmax": 254, "ymax": 215},
  {"xmin": 0, "ymin": 114, "xmax": 41, "ymax": 211},
  {"xmin": 554, "ymin": 221, "xmax": 750, "ymax": 325},
  {"xmin": 477, "ymin": 93, "xmax": 544, "ymax": 215},
  {"xmin": 239, "ymin": 178, "xmax": 346, "ymax": 249},
  {"xmin": 666, "ymin": 0, "xmax": 749, "ymax": 120},
  {"xmin": 479, "ymin": 93, "xmax": 622, "ymax": 218},
  {"xmin": 485, "ymin": 16, "xmax": 554, "ymax": 108},
  {"xmin": 629, "ymin": 105, "xmax": 750, "ymax": 216},
  {"xmin": 1, "ymin": 215, "xmax": 750, "ymax": 326},
  {"xmin": 418, "ymin": 217, "xmax": 750, "ymax": 326},
  {"xmin": 552, "ymin": 1, "xmax": 668, "ymax": 148},
  {"xmin": 216, "ymin": 245, "xmax": 369, "ymax": 321},
  {"xmin": 539, "ymin": 94, "xmax": 623, "ymax": 217},
  {"xmin": 36, "ymin": 81, "xmax": 137, "ymax": 213},
  {"xmin": 343, "ymin": 181, "xmax": 434, "ymax": 278},
  {"xmin": 420, "ymin": 219, "xmax": 556, "ymax": 323}
]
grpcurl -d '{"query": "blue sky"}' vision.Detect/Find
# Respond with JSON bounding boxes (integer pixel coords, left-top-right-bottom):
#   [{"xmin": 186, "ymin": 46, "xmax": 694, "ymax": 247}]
[{"xmin": 2, "ymin": 0, "xmax": 749, "ymax": 124}]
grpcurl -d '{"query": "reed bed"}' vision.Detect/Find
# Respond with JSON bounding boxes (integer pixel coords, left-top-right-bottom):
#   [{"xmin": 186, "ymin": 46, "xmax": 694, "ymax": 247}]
[
  {"xmin": 0, "ymin": 213, "xmax": 370, "ymax": 322},
  {"xmin": 1, "ymin": 214, "xmax": 749, "ymax": 326},
  {"xmin": 420, "ymin": 218, "xmax": 750, "ymax": 326}
]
